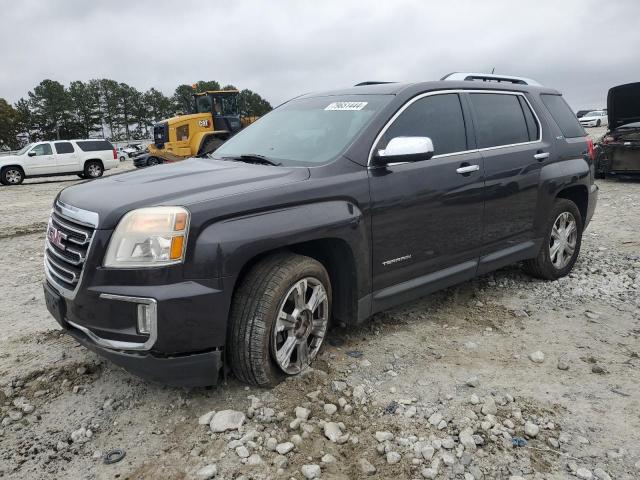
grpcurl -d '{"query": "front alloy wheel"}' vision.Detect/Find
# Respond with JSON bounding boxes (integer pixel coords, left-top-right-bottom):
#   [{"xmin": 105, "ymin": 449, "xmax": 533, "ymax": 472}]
[
  {"xmin": 2, "ymin": 167, "xmax": 24, "ymax": 185},
  {"xmin": 272, "ymin": 277, "xmax": 329, "ymax": 374},
  {"xmin": 228, "ymin": 253, "xmax": 332, "ymax": 386}
]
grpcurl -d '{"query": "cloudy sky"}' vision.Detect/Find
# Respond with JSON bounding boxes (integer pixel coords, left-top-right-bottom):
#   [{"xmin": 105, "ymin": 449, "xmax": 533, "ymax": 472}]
[{"xmin": 1, "ymin": 0, "xmax": 639, "ymax": 110}]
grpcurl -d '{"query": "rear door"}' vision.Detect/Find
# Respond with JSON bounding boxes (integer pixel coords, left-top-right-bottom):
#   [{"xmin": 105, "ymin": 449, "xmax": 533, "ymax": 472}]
[
  {"xmin": 54, "ymin": 141, "xmax": 80, "ymax": 173},
  {"xmin": 368, "ymin": 92, "xmax": 484, "ymax": 309},
  {"xmin": 465, "ymin": 91, "xmax": 546, "ymax": 272},
  {"xmin": 23, "ymin": 142, "xmax": 56, "ymax": 175}
]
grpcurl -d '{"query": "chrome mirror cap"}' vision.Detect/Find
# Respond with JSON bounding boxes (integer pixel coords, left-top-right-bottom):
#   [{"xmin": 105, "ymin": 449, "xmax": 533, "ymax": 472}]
[{"xmin": 373, "ymin": 136, "xmax": 434, "ymax": 166}]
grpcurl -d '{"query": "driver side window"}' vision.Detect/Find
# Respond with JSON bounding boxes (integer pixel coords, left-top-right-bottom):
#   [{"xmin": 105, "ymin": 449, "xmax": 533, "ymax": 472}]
[
  {"xmin": 30, "ymin": 143, "xmax": 53, "ymax": 156},
  {"xmin": 379, "ymin": 94, "xmax": 468, "ymax": 156}
]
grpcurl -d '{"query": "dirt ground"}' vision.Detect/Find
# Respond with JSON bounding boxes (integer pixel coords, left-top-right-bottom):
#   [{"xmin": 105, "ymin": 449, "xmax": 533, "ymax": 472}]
[{"xmin": 1, "ymin": 137, "xmax": 639, "ymax": 480}]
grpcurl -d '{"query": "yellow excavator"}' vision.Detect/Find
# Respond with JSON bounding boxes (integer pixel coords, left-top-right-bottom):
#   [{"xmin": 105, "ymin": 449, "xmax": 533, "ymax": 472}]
[{"xmin": 136, "ymin": 89, "xmax": 259, "ymax": 167}]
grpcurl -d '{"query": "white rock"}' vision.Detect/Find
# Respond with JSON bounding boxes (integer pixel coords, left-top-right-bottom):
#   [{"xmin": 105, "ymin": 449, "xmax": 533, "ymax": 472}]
[
  {"xmin": 301, "ymin": 464, "xmax": 321, "ymax": 479},
  {"xmin": 594, "ymin": 468, "xmax": 611, "ymax": 480},
  {"xmin": 469, "ymin": 394, "xmax": 480, "ymax": 405},
  {"xmin": 331, "ymin": 380, "xmax": 347, "ymax": 392},
  {"xmin": 276, "ymin": 442, "xmax": 294, "ymax": 455},
  {"xmin": 529, "ymin": 351, "xmax": 545, "ymax": 363},
  {"xmin": 321, "ymin": 454, "xmax": 337, "ymax": 464},
  {"xmin": 353, "ymin": 385, "xmax": 366, "ymax": 403},
  {"xmin": 386, "ymin": 451, "xmax": 401, "ymax": 464},
  {"xmin": 358, "ymin": 458, "xmax": 376, "ymax": 475},
  {"xmin": 235, "ymin": 445, "xmax": 250, "ymax": 458},
  {"xmin": 247, "ymin": 454, "xmax": 263, "ymax": 466},
  {"xmin": 70, "ymin": 427, "xmax": 87, "ymax": 443},
  {"xmin": 459, "ymin": 428, "xmax": 477, "ymax": 452},
  {"xmin": 375, "ymin": 431, "xmax": 394, "ymax": 442},
  {"xmin": 295, "ymin": 406, "xmax": 311, "ymax": 420},
  {"xmin": 442, "ymin": 452, "xmax": 455, "ymax": 466},
  {"xmin": 465, "ymin": 376, "xmax": 480, "ymax": 387},
  {"xmin": 324, "ymin": 422, "xmax": 342, "ymax": 442},
  {"xmin": 195, "ymin": 464, "xmax": 218, "ymax": 479},
  {"xmin": 198, "ymin": 411, "xmax": 216, "ymax": 425},
  {"xmin": 421, "ymin": 445, "xmax": 435, "ymax": 460},
  {"xmin": 265, "ymin": 437, "xmax": 278, "ymax": 451},
  {"xmin": 576, "ymin": 468, "xmax": 593, "ymax": 480},
  {"xmin": 481, "ymin": 397, "xmax": 497, "ymax": 415},
  {"xmin": 210, "ymin": 410, "xmax": 246, "ymax": 433},
  {"xmin": 422, "ymin": 468, "xmax": 438, "ymax": 479},
  {"xmin": 524, "ymin": 421, "xmax": 539, "ymax": 438},
  {"xmin": 428, "ymin": 412, "xmax": 443, "ymax": 426},
  {"xmin": 323, "ymin": 403, "xmax": 337, "ymax": 415},
  {"xmin": 441, "ymin": 437, "xmax": 455, "ymax": 449}
]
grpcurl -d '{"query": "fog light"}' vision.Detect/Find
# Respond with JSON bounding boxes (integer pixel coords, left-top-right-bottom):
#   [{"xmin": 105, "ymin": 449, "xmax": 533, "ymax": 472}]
[{"xmin": 137, "ymin": 304, "xmax": 153, "ymax": 335}]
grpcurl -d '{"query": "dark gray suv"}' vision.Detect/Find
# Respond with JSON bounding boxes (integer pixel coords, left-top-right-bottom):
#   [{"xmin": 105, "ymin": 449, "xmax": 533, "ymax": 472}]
[{"xmin": 43, "ymin": 73, "xmax": 598, "ymax": 387}]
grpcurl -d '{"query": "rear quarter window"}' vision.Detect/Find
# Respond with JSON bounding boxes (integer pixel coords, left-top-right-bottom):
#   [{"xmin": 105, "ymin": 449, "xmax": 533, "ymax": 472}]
[
  {"xmin": 76, "ymin": 140, "xmax": 114, "ymax": 152},
  {"xmin": 540, "ymin": 94, "xmax": 585, "ymax": 138},
  {"xmin": 468, "ymin": 93, "xmax": 532, "ymax": 148}
]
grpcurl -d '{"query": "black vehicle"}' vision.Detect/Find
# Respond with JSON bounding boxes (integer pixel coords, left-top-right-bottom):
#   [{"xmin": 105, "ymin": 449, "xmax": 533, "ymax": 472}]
[
  {"xmin": 595, "ymin": 82, "xmax": 640, "ymax": 178},
  {"xmin": 43, "ymin": 73, "xmax": 598, "ymax": 387}
]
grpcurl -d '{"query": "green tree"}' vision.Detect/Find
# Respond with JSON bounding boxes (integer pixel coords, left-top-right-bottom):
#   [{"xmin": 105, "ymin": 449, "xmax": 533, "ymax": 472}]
[
  {"xmin": 238, "ymin": 89, "xmax": 272, "ymax": 117},
  {"xmin": 27, "ymin": 79, "xmax": 73, "ymax": 140},
  {"xmin": 98, "ymin": 79, "xmax": 122, "ymax": 140},
  {"xmin": 144, "ymin": 88, "xmax": 172, "ymax": 124},
  {"xmin": 68, "ymin": 80, "xmax": 102, "ymax": 138},
  {"xmin": 14, "ymin": 98, "xmax": 34, "ymax": 143},
  {"xmin": 194, "ymin": 80, "xmax": 220, "ymax": 93},
  {"xmin": 0, "ymin": 98, "xmax": 21, "ymax": 149},
  {"xmin": 172, "ymin": 84, "xmax": 195, "ymax": 114}
]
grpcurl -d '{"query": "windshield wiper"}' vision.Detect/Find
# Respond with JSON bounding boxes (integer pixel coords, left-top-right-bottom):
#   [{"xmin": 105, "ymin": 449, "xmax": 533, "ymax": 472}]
[{"xmin": 221, "ymin": 154, "xmax": 282, "ymax": 166}]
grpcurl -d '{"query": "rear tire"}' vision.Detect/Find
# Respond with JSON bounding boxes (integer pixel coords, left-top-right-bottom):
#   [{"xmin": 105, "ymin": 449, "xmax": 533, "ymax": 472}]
[
  {"xmin": 523, "ymin": 199, "xmax": 583, "ymax": 280},
  {"xmin": 84, "ymin": 161, "xmax": 103, "ymax": 179},
  {"xmin": 596, "ymin": 120, "xmax": 601, "ymax": 127},
  {"xmin": 228, "ymin": 253, "xmax": 331, "ymax": 387},
  {"xmin": 1, "ymin": 166, "xmax": 24, "ymax": 185},
  {"xmin": 147, "ymin": 157, "xmax": 159, "ymax": 166}
]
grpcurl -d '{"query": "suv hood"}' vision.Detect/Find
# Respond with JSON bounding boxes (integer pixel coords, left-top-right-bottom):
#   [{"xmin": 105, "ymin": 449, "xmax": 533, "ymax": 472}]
[
  {"xmin": 608, "ymin": 82, "xmax": 640, "ymax": 130},
  {"xmin": 0, "ymin": 153, "xmax": 21, "ymax": 165},
  {"xmin": 59, "ymin": 157, "xmax": 310, "ymax": 229}
]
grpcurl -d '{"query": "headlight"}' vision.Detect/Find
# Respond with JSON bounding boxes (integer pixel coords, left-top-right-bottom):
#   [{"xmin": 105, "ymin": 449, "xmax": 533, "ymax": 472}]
[{"xmin": 104, "ymin": 206, "xmax": 190, "ymax": 268}]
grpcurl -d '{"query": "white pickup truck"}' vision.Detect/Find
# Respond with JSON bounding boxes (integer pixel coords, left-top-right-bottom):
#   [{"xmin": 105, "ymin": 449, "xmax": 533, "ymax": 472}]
[{"xmin": 0, "ymin": 139, "xmax": 119, "ymax": 185}]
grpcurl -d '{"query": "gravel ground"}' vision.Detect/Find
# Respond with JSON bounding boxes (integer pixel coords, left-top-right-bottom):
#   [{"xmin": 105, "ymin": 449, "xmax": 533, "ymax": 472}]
[{"xmin": 1, "ymin": 140, "xmax": 639, "ymax": 480}]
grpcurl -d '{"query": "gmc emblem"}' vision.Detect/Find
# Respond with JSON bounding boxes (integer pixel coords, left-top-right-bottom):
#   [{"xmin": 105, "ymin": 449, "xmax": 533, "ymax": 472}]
[{"xmin": 47, "ymin": 225, "xmax": 67, "ymax": 250}]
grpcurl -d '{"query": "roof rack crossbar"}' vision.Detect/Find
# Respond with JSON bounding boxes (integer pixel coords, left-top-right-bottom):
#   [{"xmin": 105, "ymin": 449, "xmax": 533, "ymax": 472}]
[
  {"xmin": 441, "ymin": 72, "xmax": 542, "ymax": 87},
  {"xmin": 354, "ymin": 81, "xmax": 396, "ymax": 87}
]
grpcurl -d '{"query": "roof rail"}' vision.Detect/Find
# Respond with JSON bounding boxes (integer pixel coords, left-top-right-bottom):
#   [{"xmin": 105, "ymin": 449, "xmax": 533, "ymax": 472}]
[
  {"xmin": 354, "ymin": 81, "xmax": 396, "ymax": 87},
  {"xmin": 441, "ymin": 72, "xmax": 542, "ymax": 87}
]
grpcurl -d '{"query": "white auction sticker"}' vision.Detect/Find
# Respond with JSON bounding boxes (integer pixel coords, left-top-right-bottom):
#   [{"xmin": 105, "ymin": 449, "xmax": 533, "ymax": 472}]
[{"xmin": 325, "ymin": 101, "xmax": 368, "ymax": 111}]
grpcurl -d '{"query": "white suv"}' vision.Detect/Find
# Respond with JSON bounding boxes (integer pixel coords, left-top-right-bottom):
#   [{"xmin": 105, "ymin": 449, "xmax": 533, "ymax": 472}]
[{"xmin": 0, "ymin": 139, "xmax": 119, "ymax": 185}]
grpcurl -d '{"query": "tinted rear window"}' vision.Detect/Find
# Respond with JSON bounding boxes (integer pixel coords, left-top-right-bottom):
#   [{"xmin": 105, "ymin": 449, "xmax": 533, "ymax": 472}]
[
  {"xmin": 76, "ymin": 140, "xmax": 114, "ymax": 152},
  {"xmin": 54, "ymin": 142, "xmax": 74, "ymax": 154},
  {"xmin": 540, "ymin": 94, "xmax": 585, "ymax": 138},
  {"xmin": 469, "ymin": 93, "xmax": 531, "ymax": 148}
]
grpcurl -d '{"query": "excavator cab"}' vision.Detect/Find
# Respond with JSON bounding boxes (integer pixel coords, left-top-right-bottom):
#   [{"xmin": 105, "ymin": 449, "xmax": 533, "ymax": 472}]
[{"xmin": 194, "ymin": 90, "xmax": 243, "ymax": 135}]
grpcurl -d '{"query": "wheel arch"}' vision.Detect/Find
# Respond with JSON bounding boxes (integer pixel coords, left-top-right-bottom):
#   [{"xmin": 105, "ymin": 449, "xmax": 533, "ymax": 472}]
[
  {"xmin": 1, "ymin": 164, "xmax": 25, "ymax": 175},
  {"xmin": 556, "ymin": 184, "xmax": 588, "ymax": 225},
  {"xmin": 187, "ymin": 201, "xmax": 370, "ymax": 325}
]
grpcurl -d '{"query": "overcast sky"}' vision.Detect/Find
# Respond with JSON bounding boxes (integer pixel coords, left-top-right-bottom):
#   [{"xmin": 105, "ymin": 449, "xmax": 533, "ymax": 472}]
[{"xmin": 1, "ymin": 0, "xmax": 639, "ymax": 111}]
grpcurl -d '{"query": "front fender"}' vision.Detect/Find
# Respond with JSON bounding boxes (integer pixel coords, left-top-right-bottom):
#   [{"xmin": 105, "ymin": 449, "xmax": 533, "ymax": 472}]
[{"xmin": 185, "ymin": 200, "xmax": 369, "ymax": 294}]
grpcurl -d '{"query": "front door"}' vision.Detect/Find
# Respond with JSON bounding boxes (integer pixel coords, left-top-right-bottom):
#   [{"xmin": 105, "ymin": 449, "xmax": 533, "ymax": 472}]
[
  {"xmin": 23, "ymin": 143, "xmax": 56, "ymax": 175},
  {"xmin": 54, "ymin": 141, "xmax": 81, "ymax": 172},
  {"xmin": 368, "ymin": 92, "xmax": 484, "ymax": 309}
]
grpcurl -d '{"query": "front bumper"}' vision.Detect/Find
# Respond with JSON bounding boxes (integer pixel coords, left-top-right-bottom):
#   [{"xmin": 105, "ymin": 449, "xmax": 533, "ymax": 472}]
[{"xmin": 44, "ymin": 274, "xmax": 235, "ymax": 387}]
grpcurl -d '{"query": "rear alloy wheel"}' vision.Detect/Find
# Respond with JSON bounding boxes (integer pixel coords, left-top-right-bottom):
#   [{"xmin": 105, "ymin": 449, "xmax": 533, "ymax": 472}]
[
  {"xmin": 84, "ymin": 161, "xmax": 103, "ymax": 178},
  {"xmin": 228, "ymin": 253, "xmax": 331, "ymax": 386},
  {"xmin": 523, "ymin": 199, "xmax": 583, "ymax": 280},
  {"xmin": 1, "ymin": 167, "xmax": 24, "ymax": 185}
]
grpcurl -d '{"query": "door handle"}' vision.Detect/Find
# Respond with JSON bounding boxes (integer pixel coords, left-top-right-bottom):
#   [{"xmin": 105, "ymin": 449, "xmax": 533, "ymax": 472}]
[
  {"xmin": 534, "ymin": 152, "xmax": 550, "ymax": 161},
  {"xmin": 456, "ymin": 164, "xmax": 480, "ymax": 174}
]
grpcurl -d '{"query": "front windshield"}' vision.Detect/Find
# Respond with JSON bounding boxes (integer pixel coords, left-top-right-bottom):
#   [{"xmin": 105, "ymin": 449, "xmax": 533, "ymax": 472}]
[
  {"xmin": 16, "ymin": 143, "xmax": 33, "ymax": 155},
  {"xmin": 213, "ymin": 95, "xmax": 392, "ymax": 166}
]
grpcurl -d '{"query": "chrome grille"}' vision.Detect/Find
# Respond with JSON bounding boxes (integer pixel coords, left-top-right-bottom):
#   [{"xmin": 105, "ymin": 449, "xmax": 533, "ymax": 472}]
[{"xmin": 44, "ymin": 203, "xmax": 97, "ymax": 294}]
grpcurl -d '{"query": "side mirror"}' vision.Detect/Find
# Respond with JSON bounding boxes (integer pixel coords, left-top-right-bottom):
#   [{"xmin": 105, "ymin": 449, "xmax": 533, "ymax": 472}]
[
  {"xmin": 372, "ymin": 136, "xmax": 434, "ymax": 167},
  {"xmin": 27, "ymin": 150, "xmax": 36, "ymax": 157}
]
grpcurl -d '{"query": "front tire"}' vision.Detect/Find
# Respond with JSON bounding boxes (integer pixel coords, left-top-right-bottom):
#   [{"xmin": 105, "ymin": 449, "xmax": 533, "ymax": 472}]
[
  {"xmin": 228, "ymin": 253, "xmax": 331, "ymax": 387},
  {"xmin": 147, "ymin": 157, "xmax": 159, "ymax": 167},
  {"xmin": 1, "ymin": 167, "xmax": 24, "ymax": 185},
  {"xmin": 523, "ymin": 199, "xmax": 583, "ymax": 280},
  {"xmin": 84, "ymin": 161, "xmax": 103, "ymax": 178}
]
